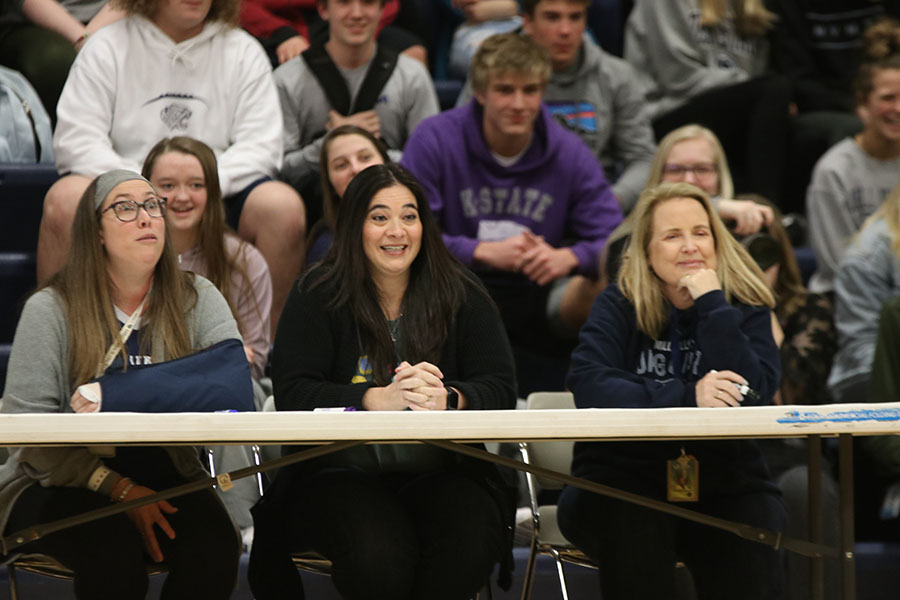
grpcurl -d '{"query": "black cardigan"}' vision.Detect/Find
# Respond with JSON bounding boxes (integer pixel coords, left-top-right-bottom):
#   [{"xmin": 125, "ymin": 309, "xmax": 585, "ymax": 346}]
[
  {"xmin": 264, "ymin": 266, "xmax": 519, "ymax": 590},
  {"xmin": 272, "ymin": 267, "xmax": 517, "ymax": 412}
]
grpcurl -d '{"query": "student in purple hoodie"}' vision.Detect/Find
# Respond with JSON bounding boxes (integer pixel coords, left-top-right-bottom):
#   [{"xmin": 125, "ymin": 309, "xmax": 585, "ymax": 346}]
[{"xmin": 402, "ymin": 32, "xmax": 623, "ymax": 390}]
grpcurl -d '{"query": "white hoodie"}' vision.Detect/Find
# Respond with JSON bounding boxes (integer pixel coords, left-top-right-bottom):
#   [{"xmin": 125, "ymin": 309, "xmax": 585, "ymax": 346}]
[{"xmin": 54, "ymin": 15, "xmax": 283, "ymax": 197}]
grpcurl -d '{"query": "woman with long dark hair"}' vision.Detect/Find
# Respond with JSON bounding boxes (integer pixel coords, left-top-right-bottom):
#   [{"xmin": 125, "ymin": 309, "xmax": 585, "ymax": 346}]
[{"xmin": 249, "ymin": 163, "xmax": 517, "ymax": 600}]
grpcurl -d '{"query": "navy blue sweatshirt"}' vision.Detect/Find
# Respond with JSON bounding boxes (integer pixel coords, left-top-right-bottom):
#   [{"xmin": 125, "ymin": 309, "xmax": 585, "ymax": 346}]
[{"xmin": 567, "ymin": 284, "xmax": 781, "ymax": 496}]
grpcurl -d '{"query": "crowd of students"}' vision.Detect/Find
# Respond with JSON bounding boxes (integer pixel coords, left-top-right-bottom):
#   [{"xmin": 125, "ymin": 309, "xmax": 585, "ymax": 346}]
[{"xmin": 2, "ymin": 0, "xmax": 900, "ymax": 598}]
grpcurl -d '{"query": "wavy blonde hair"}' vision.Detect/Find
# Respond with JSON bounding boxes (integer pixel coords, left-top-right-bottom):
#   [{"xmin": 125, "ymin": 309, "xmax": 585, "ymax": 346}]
[
  {"xmin": 618, "ymin": 182, "xmax": 774, "ymax": 338},
  {"xmin": 698, "ymin": 0, "xmax": 776, "ymax": 38}
]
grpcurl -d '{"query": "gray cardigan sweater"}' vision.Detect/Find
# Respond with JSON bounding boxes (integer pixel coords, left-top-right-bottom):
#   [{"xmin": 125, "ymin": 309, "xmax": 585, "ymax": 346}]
[{"xmin": 0, "ymin": 275, "xmax": 241, "ymax": 535}]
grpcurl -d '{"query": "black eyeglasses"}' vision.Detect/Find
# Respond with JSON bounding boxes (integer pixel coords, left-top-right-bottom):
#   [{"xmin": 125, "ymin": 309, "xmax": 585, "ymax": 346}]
[
  {"xmin": 100, "ymin": 197, "xmax": 167, "ymax": 222},
  {"xmin": 662, "ymin": 163, "xmax": 717, "ymax": 179}
]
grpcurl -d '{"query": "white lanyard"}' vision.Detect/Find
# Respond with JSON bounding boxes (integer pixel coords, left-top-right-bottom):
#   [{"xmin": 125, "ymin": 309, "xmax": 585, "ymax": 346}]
[{"xmin": 96, "ymin": 288, "xmax": 151, "ymax": 378}]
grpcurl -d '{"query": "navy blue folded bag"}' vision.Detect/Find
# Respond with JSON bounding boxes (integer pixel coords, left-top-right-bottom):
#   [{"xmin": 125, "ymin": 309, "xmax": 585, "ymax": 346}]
[{"xmin": 96, "ymin": 338, "xmax": 255, "ymax": 413}]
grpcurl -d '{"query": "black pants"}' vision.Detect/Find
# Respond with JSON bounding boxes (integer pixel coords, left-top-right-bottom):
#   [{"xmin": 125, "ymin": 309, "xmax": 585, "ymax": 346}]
[
  {"xmin": 558, "ymin": 482, "xmax": 786, "ymax": 600},
  {"xmin": 249, "ymin": 467, "xmax": 505, "ymax": 600},
  {"xmin": 653, "ymin": 75, "xmax": 792, "ymax": 209},
  {"xmin": 5, "ymin": 471, "xmax": 240, "ymax": 599}
]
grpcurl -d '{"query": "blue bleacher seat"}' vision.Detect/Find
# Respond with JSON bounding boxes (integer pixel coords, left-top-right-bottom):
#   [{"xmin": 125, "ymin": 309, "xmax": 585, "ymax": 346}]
[
  {"xmin": 587, "ymin": 0, "xmax": 633, "ymax": 57},
  {"xmin": 0, "ymin": 163, "xmax": 55, "ymax": 390},
  {"xmin": 411, "ymin": 0, "xmax": 464, "ymax": 82},
  {"xmin": 0, "ymin": 163, "xmax": 58, "ymax": 253},
  {"xmin": 435, "ymin": 79, "xmax": 463, "ymax": 111}
]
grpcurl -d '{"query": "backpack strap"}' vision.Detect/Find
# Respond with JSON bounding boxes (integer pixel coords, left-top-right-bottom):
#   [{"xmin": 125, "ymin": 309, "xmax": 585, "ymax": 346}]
[
  {"xmin": 351, "ymin": 44, "xmax": 399, "ymax": 114},
  {"xmin": 301, "ymin": 42, "xmax": 399, "ymax": 116}
]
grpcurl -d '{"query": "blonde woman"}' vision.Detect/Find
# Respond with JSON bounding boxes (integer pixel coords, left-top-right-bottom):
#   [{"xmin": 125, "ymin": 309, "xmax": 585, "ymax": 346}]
[
  {"xmin": 559, "ymin": 125, "xmax": 773, "ymax": 332},
  {"xmin": 558, "ymin": 182, "xmax": 785, "ymax": 599}
]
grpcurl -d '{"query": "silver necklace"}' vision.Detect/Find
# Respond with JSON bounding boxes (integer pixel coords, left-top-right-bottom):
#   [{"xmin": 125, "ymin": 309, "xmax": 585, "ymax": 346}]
[{"xmin": 388, "ymin": 314, "xmax": 403, "ymax": 342}]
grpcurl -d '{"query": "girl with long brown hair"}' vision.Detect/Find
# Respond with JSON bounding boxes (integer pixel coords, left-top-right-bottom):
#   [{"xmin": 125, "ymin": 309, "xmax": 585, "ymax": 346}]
[{"xmin": 143, "ymin": 136, "xmax": 272, "ymax": 379}]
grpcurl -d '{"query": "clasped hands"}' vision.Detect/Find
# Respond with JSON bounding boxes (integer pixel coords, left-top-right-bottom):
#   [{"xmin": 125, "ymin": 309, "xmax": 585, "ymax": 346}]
[
  {"xmin": 474, "ymin": 230, "xmax": 578, "ymax": 286},
  {"xmin": 363, "ymin": 361, "xmax": 450, "ymax": 411},
  {"xmin": 326, "ymin": 109, "xmax": 380, "ymax": 139}
]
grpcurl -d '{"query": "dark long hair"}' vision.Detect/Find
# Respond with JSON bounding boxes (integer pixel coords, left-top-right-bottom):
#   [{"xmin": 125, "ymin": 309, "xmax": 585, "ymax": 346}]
[{"xmin": 309, "ymin": 164, "xmax": 477, "ymax": 384}]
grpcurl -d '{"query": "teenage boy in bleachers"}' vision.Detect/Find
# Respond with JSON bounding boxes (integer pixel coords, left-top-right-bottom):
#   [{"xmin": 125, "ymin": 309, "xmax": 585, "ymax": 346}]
[
  {"xmin": 457, "ymin": 0, "xmax": 656, "ymax": 212},
  {"xmin": 402, "ymin": 33, "xmax": 623, "ymax": 393},
  {"xmin": 273, "ymin": 0, "xmax": 438, "ymax": 225}
]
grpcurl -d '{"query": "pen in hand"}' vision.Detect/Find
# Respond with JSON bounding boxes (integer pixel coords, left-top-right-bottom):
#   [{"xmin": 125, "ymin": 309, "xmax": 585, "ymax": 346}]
[{"xmin": 710, "ymin": 370, "xmax": 760, "ymax": 402}]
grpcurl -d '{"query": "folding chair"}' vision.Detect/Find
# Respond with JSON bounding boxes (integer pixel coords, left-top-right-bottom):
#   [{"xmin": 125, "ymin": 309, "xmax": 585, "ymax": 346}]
[{"xmin": 518, "ymin": 391, "xmax": 597, "ymax": 600}]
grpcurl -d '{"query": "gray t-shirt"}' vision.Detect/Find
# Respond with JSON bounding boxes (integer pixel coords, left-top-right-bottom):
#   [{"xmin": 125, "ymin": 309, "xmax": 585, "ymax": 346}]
[
  {"xmin": 807, "ymin": 137, "xmax": 900, "ymax": 293},
  {"xmin": 275, "ymin": 46, "xmax": 440, "ymax": 188}
]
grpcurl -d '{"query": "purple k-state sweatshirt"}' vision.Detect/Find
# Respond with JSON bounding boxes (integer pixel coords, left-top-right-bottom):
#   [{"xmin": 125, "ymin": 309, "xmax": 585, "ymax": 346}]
[{"xmin": 401, "ymin": 99, "xmax": 623, "ymax": 277}]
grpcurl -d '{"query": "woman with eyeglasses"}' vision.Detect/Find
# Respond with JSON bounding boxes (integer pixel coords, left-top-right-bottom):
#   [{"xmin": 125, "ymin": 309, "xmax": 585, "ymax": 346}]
[{"xmin": 0, "ymin": 170, "xmax": 245, "ymax": 598}]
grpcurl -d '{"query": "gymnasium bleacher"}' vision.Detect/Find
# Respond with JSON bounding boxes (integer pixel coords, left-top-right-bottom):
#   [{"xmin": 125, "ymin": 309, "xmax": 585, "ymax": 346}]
[{"xmin": 0, "ymin": 164, "xmax": 56, "ymax": 392}]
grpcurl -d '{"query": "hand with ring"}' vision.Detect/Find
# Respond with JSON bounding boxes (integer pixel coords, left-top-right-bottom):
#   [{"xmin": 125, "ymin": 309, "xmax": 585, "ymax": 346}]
[{"xmin": 695, "ymin": 369, "xmax": 746, "ymax": 407}]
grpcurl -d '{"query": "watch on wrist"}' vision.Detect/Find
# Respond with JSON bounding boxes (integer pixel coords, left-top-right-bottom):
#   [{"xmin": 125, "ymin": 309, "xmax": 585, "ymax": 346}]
[{"xmin": 445, "ymin": 386, "xmax": 459, "ymax": 410}]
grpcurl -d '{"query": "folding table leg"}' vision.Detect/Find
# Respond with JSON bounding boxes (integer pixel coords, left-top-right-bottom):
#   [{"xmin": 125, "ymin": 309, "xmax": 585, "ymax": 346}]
[{"xmin": 838, "ymin": 434, "xmax": 855, "ymax": 600}]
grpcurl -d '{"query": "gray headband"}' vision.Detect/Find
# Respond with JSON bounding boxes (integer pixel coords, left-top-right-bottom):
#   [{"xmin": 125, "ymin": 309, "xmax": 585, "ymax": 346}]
[{"xmin": 93, "ymin": 170, "xmax": 155, "ymax": 210}]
